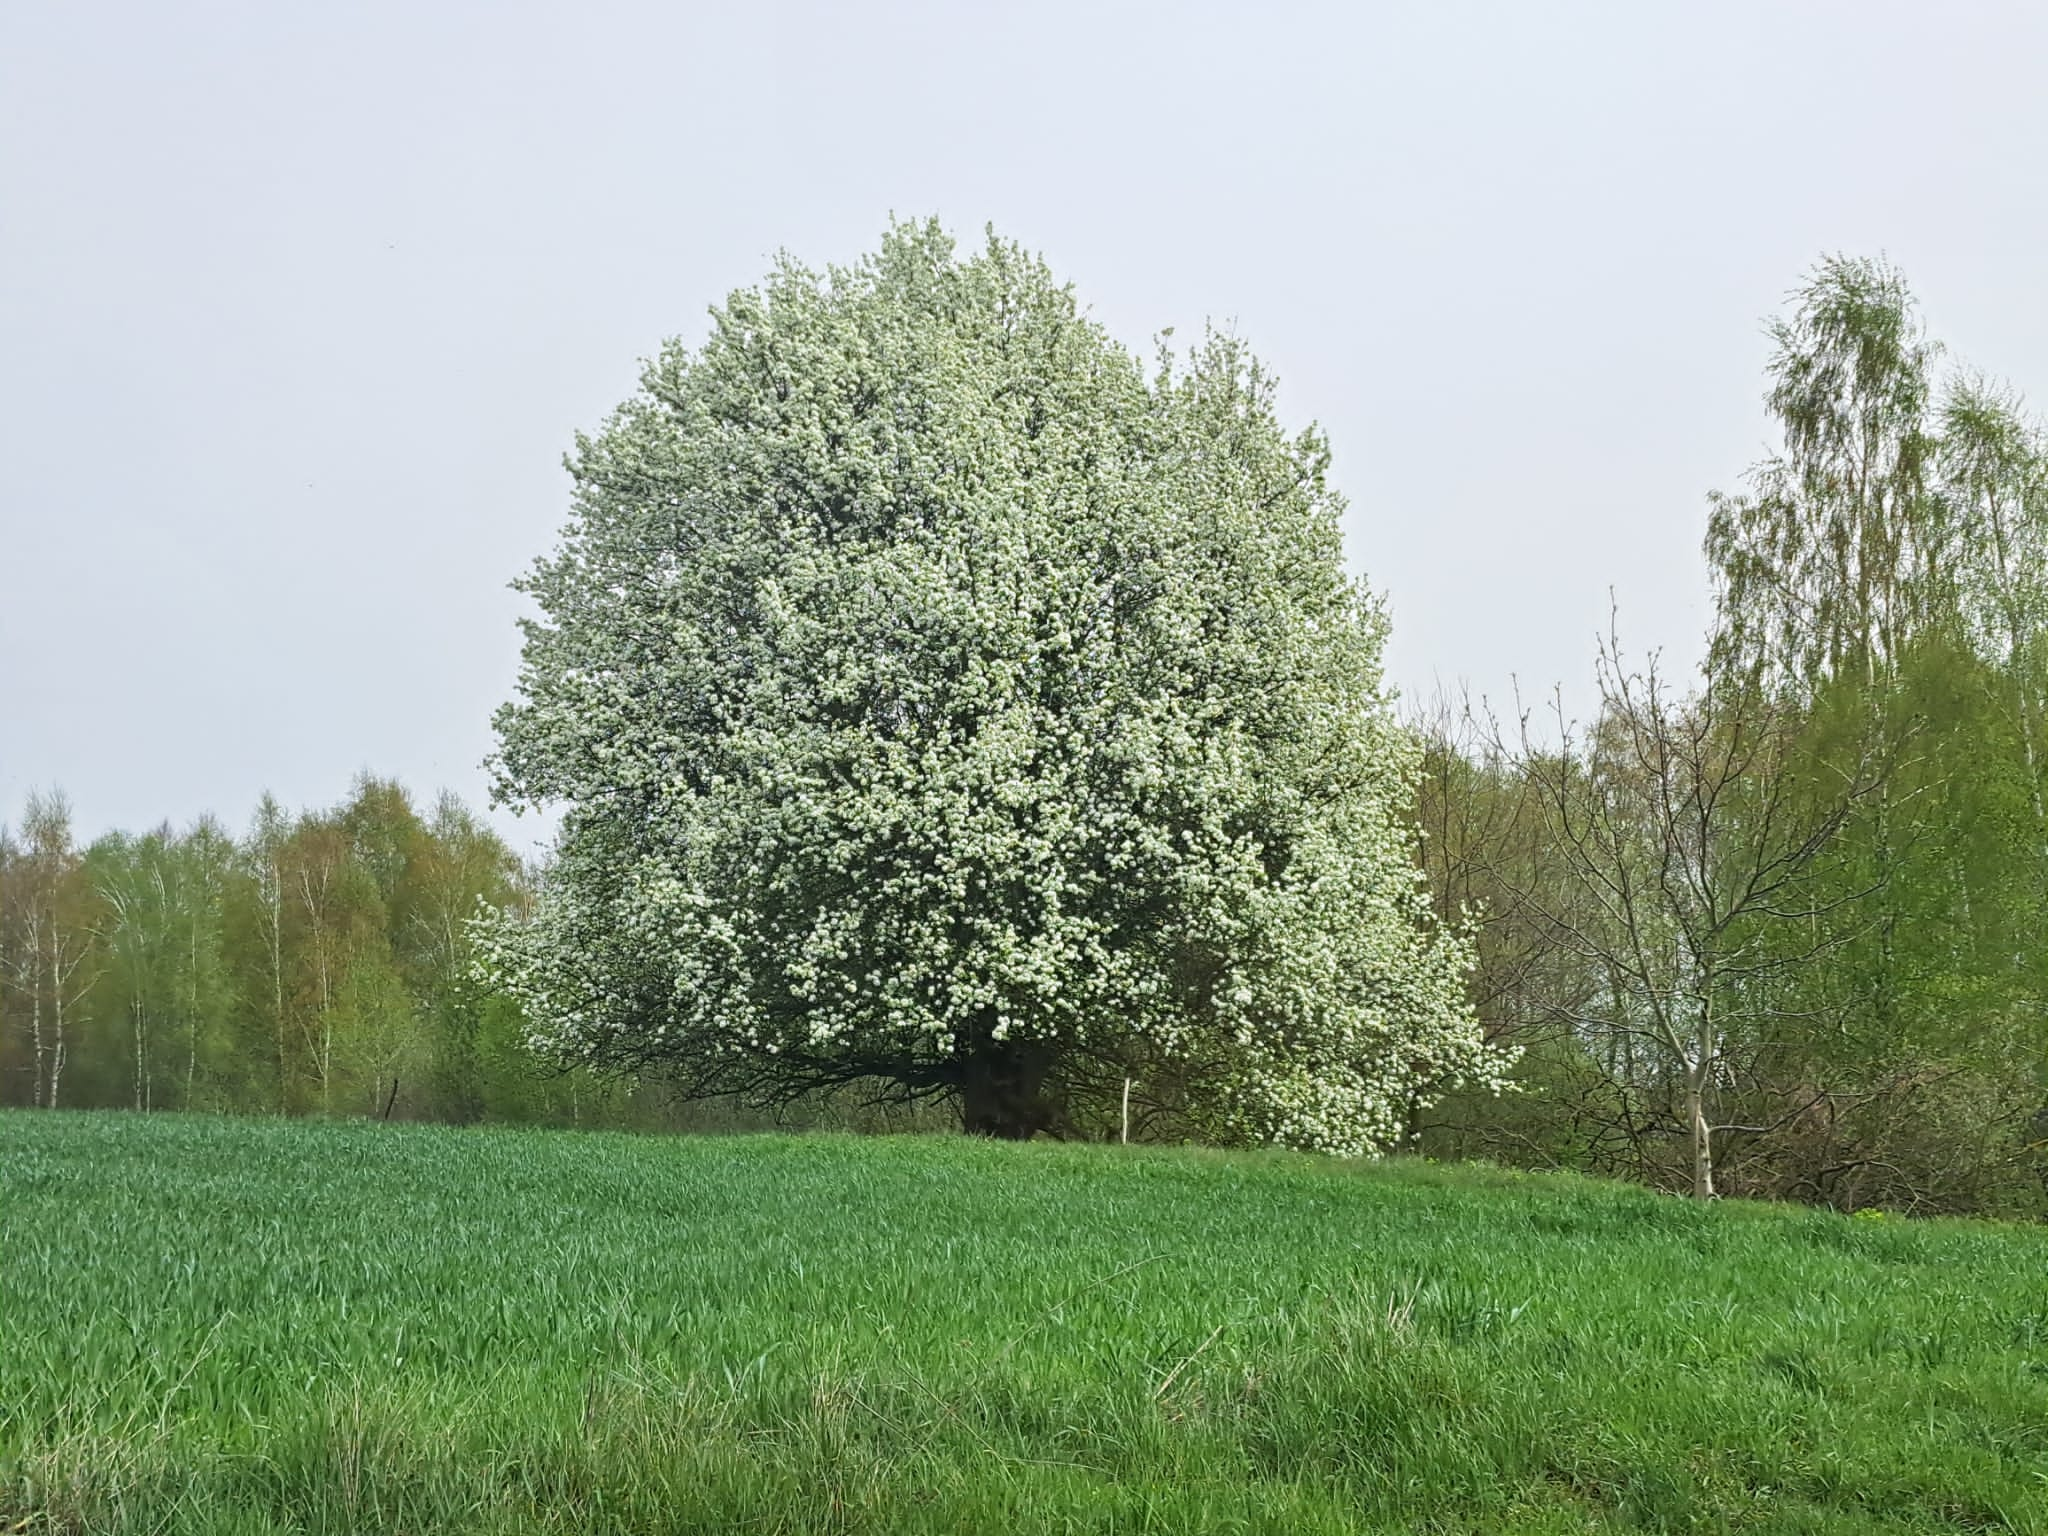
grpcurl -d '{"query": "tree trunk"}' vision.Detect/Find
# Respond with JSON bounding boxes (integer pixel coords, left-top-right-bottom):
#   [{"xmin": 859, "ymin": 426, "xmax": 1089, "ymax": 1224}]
[
  {"xmin": 1687, "ymin": 1071, "xmax": 1715, "ymax": 1201},
  {"xmin": 957, "ymin": 1041, "xmax": 1059, "ymax": 1140},
  {"xmin": 186, "ymin": 917, "xmax": 200, "ymax": 1109},
  {"xmin": 134, "ymin": 998, "xmax": 147, "ymax": 1111},
  {"xmin": 267, "ymin": 864, "xmax": 287, "ymax": 1112},
  {"xmin": 48, "ymin": 1020, "xmax": 64, "ymax": 1108},
  {"xmin": 48, "ymin": 934, "xmax": 71, "ymax": 1111},
  {"xmin": 1688, "ymin": 980, "xmax": 1719, "ymax": 1201},
  {"xmin": 27, "ymin": 915, "xmax": 45, "ymax": 1109},
  {"xmin": 297, "ymin": 866, "xmax": 335, "ymax": 1115}
]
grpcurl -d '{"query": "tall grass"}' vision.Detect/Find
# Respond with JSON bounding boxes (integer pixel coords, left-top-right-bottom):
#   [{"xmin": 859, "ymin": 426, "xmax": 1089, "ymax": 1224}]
[{"xmin": 4, "ymin": 1111, "xmax": 2044, "ymax": 1533}]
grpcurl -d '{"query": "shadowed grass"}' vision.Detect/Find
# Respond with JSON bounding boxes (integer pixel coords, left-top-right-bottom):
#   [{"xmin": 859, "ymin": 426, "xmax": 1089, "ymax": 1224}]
[{"xmin": 4, "ymin": 1111, "xmax": 2045, "ymax": 1533}]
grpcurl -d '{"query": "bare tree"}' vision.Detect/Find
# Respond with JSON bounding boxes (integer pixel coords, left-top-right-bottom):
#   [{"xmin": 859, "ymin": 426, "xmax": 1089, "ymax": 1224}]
[{"xmin": 1502, "ymin": 635, "xmax": 1895, "ymax": 1199}]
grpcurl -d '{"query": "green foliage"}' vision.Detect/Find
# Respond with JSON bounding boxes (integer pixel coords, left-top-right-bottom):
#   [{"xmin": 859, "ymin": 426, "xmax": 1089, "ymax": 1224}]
[
  {"xmin": 1705, "ymin": 255, "xmax": 1946, "ymax": 686},
  {"xmin": 1420, "ymin": 253, "xmax": 2048, "ymax": 1215},
  {"xmin": 1696, "ymin": 259, "xmax": 2048, "ymax": 1213},
  {"xmin": 6, "ymin": 1111, "xmax": 2045, "ymax": 1534},
  {"xmin": 0, "ymin": 780, "xmax": 657, "ymax": 1134},
  {"xmin": 1717, "ymin": 640, "xmax": 2048, "ymax": 1213},
  {"xmin": 483, "ymin": 220, "xmax": 1493, "ymax": 1152}
]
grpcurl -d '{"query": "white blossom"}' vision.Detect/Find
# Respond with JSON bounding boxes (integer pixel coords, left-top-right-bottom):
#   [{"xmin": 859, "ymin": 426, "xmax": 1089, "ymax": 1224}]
[{"xmin": 475, "ymin": 221, "xmax": 1507, "ymax": 1154}]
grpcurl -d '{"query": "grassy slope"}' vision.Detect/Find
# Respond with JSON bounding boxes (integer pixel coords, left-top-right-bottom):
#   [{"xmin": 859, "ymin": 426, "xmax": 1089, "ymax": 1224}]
[{"xmin": 3, "ymin": 1112, "xmax": 2045, "ymax": 1535}]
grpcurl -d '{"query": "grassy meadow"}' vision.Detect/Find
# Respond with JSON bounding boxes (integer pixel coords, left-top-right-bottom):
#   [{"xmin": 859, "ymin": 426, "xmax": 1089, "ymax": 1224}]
[{"xmin": 4, "ymin": 1111, "xmax": 2046, "ymax": 1534}]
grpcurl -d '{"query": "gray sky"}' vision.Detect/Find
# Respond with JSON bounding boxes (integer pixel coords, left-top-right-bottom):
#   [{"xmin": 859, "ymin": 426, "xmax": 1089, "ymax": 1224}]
[{"xmin": 5, "ymin": 1, "xmax": 2045, "ymax": 851}]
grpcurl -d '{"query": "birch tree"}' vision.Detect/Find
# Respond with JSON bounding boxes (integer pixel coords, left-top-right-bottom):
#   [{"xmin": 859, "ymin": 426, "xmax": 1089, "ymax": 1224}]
[
  {"xmin": 284, "ymin": 816, "xmax": 353, "ymax": 1114},
  {"xmin": 1706, "ymin": 255, "xmax": 1946, "ymax": 690},
  {"xmin": 93, "ymin": 830, "xmax": 173, "ymax": 1111},
  {"xmin": 170, "ymin": 817, "xmax": 234, "ymax": 1108},
  {"xmin": 44, "ymin": 896, "xmax": 92, "ymax": 1110},
  {"xmin": 4, "ymin": 795, "xmax": 91, "ymax": 1107},
  {"xmin": 1941, "ymin": 381, "xmax": 2048, "ymax": 864},
  {"xmin": 24, "ymin": 797, "xmax": 97, "ymax": 1109},
  {"xmin": 2, "ymin": 822, "xmax": 45, "ymax": 1106},
  {"xmin": 246, "ymin": 794, "xmax": 292, "ymax": 1109}
]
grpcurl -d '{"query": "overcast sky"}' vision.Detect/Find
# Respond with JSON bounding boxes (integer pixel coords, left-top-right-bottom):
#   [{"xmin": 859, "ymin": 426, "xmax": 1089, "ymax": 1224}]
[{"xmin": 5, "ymin": 1, "xmax": 2045, "ymax": 850}]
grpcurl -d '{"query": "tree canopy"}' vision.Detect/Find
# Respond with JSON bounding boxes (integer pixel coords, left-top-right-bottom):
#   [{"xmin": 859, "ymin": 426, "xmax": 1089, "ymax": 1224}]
[{"xmin": 479, "ymin": 221, "xmax": 1495, "ymax": 1151}]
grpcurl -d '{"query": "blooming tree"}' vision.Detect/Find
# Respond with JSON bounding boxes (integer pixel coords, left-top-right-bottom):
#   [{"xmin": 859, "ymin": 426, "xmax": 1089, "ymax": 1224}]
[{"xmin": 478, "ymin": 222, "xmax": 1500, "ymax": 1151}]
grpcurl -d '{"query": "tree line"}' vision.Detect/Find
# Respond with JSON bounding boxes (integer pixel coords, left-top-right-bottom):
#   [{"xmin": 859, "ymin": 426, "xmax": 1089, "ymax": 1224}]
[
  {"xmin": 1416, "ymin": 257, "xmax": 2048, "ymax": 1217},
  {"xmin": 0, "ymin": 777, "xmax": 679, "ymax": 1129}
]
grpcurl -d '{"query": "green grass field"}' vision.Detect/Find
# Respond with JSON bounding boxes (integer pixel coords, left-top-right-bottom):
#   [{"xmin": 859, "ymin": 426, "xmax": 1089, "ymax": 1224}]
[{"xmin": 4, "ymin": 1112, "xmax": 2045, "ymax": 1535}]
